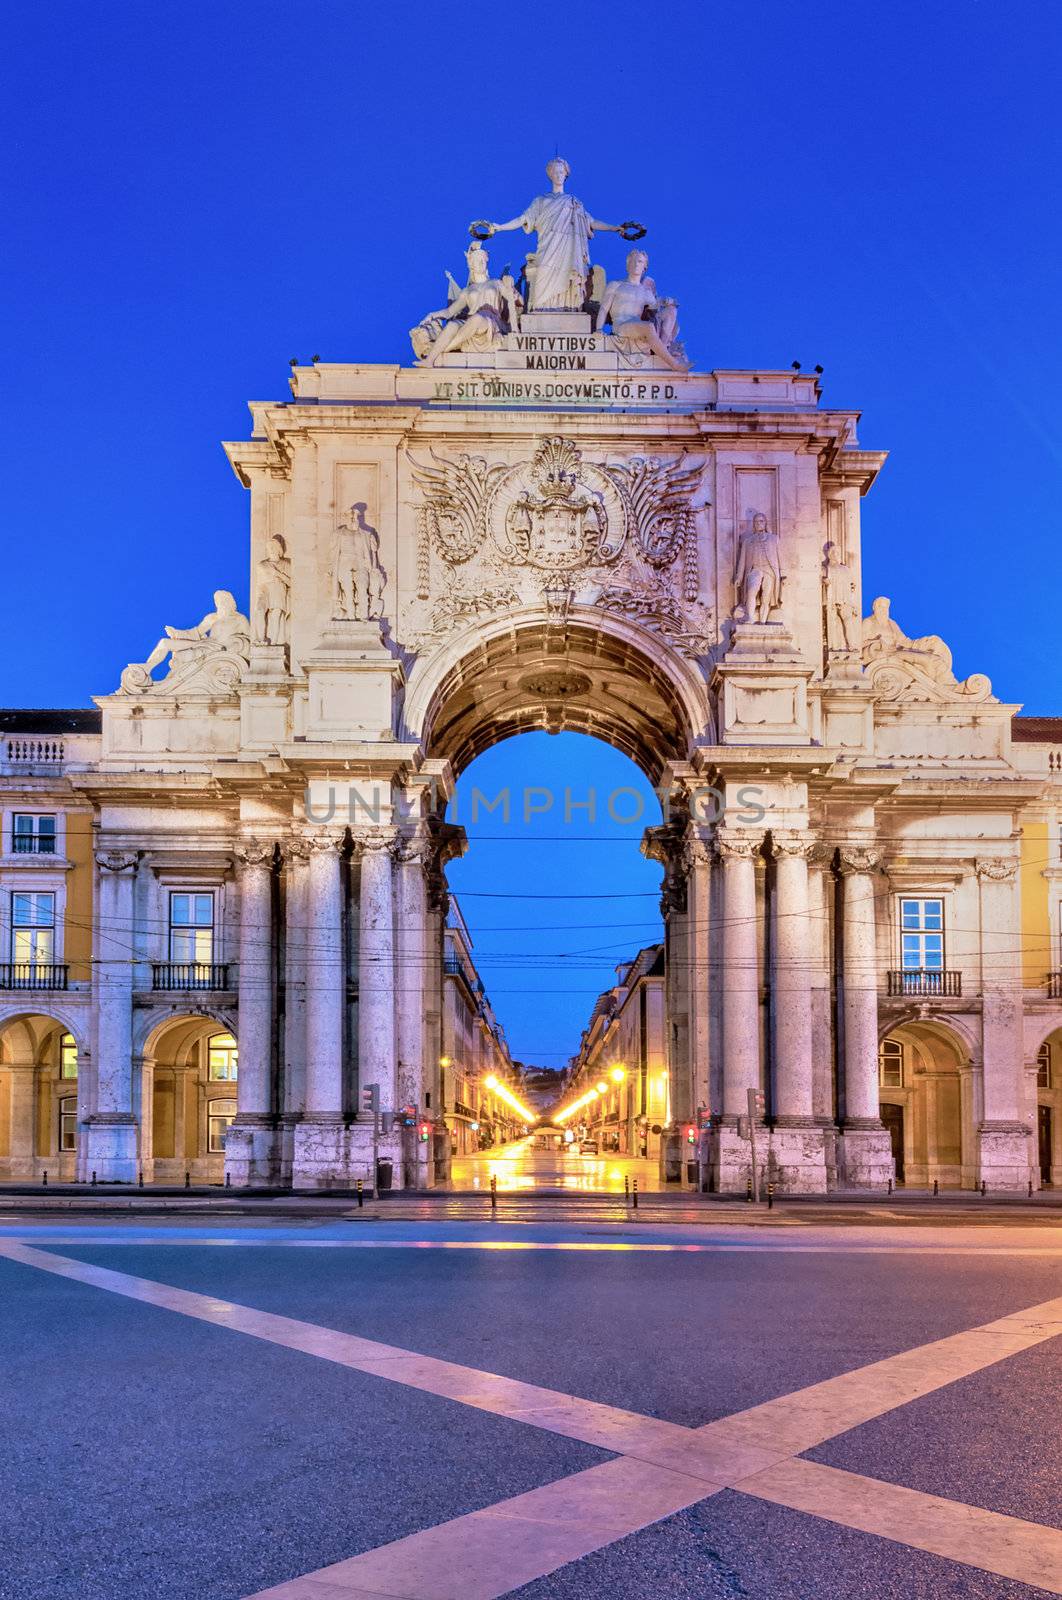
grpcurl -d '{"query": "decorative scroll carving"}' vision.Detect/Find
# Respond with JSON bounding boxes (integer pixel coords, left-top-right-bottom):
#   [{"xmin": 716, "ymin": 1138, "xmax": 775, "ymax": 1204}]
[
  {"xmin": 861, "ymin": 597, "xmax": 995, "ymax": 705},
  {"xmin": 836, "ymin": 845, "xmax": 883, "ymax": 876},
  {"xmin": 409, "ymin": 451, "xmax": 508, "ymax": 565},
  {"xmin": 713, "ymin": 830, "xmax": 764, "ymax": 863},
  {"xmin": 119, "ymin": 591, "xmax": 251, "ymax": 697},
  {"xmin": 234, "ymin": 838, "xmax": 275, "ymax": 870},
  {"xmin": 594, "ymin": 580, "xmax": 715, "ymax": 657},
  {"xmin": 770, "ymin": 832, "xmax": 815, "ymax": 860},
  {"xmin": 975, "ymin": 857, "xmax": 1018, "ymax": 882},
  {"xmin": 602, "ymin": 453, "xmax": 704, "ymax": 572},
  {"xmin": 95, "ymin": 849, "xmax": 139, "ymax": 874}
]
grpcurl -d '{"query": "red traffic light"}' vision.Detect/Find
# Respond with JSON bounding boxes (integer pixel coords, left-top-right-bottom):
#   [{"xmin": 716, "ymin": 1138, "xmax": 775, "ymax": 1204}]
[
  {"xmin": 418, "ymin": 1122, "xmax": 431, "ymax": 1143},
  {"xmin": 685, "ymin": 1124, "xmax": 696, "ymax": 1144}
]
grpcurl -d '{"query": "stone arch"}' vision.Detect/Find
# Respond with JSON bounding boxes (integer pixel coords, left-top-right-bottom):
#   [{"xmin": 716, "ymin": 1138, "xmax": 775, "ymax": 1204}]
[
  {"xmin": 1030, "ymin": 1019, "xmax": 1062, "ymax": 1187},
  {"xmin": 878, "ymin": 1016, "xmax": 975, "ymax": 1189},
  {"xmin": 0, "ymin": 1008, "xmax": 86, "ymax": 1180},
  {"xmin": 139, "ymin": 1009, "xmax": 239, "ymax": 1183},
  {"xmin": 403, "ymin": 605, "xmax": 711, "ymax": 784}
]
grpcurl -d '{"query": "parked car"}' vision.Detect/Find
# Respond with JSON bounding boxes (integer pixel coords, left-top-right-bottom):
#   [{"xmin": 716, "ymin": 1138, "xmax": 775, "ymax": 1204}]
[{"xmin": 578, "ymin": 1139, "xmax": 599, "ymax": 1155}]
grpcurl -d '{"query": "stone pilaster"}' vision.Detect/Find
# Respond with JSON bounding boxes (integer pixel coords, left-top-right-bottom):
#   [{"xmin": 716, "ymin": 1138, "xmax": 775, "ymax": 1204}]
[
  {"xmin": 85, "ymin": 849, "xmax": 139, "ymax": 1182},
  {"xmin": 682, "ymin": 832, "xmax": 712, "ymax": 1121},
  {"xmin": 975, "ymin": 857, "xmax": 1030, "ymax": 1190},
  {"xmin": 396, "ymin": 830, "xmax": 432, "ymax": 1188},
  {"xmin": 837, "ymin": 845, "xmax": 893, "ymax": 1189},
  {"xmin": 769, "ymin": 832, "xmax": 827, "ymax": 1193},
  {"xmin": 225, "ymin": 838, "xmax": 281, "ymax": 1187}
]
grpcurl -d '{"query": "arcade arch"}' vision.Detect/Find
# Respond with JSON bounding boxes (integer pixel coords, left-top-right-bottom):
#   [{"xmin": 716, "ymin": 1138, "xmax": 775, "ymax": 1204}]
[
  {"xmin": 142, "ymin": 1013, "xmax": 239, "ymax": 1183},
  {"xmin": 0, "ymin": 1011, "xmax": 84, "ymax": 1180},
  {"xmin": 1032, "ymin": 1024, "xmax": 1061, "ymax": 1187},
  {"xmin": 878, "ymin": 1019, "xmax": 975, "ymax": 1189}
]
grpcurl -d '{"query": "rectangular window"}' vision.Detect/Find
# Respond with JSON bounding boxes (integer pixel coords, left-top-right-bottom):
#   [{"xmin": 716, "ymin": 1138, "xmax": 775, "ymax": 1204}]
[
  {"xmin": 169, "ymin": 892, "xmax": 214, "ymax": 964},
  {"xmin": 1038, "ymin": 1044, "xmax": 1052, "ymax": 1090},
  {"xmin": 207, "ymin": 1098, "xmax": 237, "ymax": 1153},
  {"xmin": 12, "ymin": 814, "xmax": 57, "ymax": 854},
  {"xmin": 60, "ymin": 1032, "xmax": 78, "ymax": 1079},
  {"xmin": 899, "ymin": 898, "xmax": 944, "ymax": 971},
  {"xmin": 59, "ymin": 1097, "xmax": 78, "ymax": 1152},
  {"xmin": 11, "ymin": 892, "xmax": 55, "ymax": 965},
  {"xmin": 207, "ymin": 1033, "xmax": 238, "ymax": 1081}
]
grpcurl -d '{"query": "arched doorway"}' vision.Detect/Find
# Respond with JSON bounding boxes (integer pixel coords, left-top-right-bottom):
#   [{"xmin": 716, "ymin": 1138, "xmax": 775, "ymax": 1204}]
[
  {"xmin": 878, "ymin": 1020, "xmax": 974, "ymax": 1189},
  {"xmin": 143, "ymin": 1014, "xmax": 238, "ymax": 1183},
  {"xmin": 0, "ymin": 1012, "xmax": 85, "ymax": 1180},
  {"xmin": 1033, "ymin": 1026, "xmax": 1061, "ymax": 1187}
]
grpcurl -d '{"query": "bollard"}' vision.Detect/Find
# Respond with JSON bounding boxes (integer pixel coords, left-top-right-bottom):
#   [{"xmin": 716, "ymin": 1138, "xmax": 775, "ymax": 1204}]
[
  {"xmin": 981, "ymin": 1179, "xmax": 987, "ymax": 1197},
  {"xmin": 356, "ymin": 1178, "xmax": 364, "ymax": 1209},
  {"xmin": 490, "ymin": 1174, "xmax": 497, "ymax": 1212},
  {"xmin": 42, "ymin": 1170, "xmax": 48, "ymax": 1187},
  {"xmin": 933, "ymin": 1178, "xmax": 939, "ymax": 1196},
  {"xmin": 767, "ymin": 1181, "xmax": 773, "ymax": 1210},
  {"xmin": 632, "ymin": 1177, "xmax": 639, "ymax": 1209},
  {"xmin": 91, "ymin": 1170, "xmax": 97, "ymax": 1187},
  {"xmin": 624, "ymin": 1175, "xmax": 630, "ymax": 1205},
  {"xmin": 746, "ymin": 1174, "xmax": 753, "ymax": 1203},
  {"xmin": 888, "ymin": 1177, "xmax": 893, "ymax": 1195},
  {"xmin": 1029, "ymin": 1178, "xmax": 1034, "ymax": 1198},
  {"xmin": 225, "ymin": 1171, "xmax": 230, "ymax": 1188},
  {"xmin": 185, "ymin": 1170, "xmax": 191, "ymax": 1189},
  {"xmin": 139, "ymin": 1169, "xmax": 144, "ymax": 1189}
]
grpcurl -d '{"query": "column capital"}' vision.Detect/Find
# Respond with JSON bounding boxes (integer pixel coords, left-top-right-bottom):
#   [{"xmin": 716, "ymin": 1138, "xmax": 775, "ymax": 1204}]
[
  {"xmin": 298, "ymin": 828, "xmax": 347, "ymax": 858},
  {"xmin": 95, "ymin": 848, "xmax": 139, "ymax": 875},
  {"xmin": 234, "ymin": 837, "xmax": 275, "ymax": 870},
  {"xmin": 680, "ymin": 831, "xmax": 713, "ymax": 873},
  {"xmin": 769, "ymin": 830, "xmax": 816, "ymax": 861},
  {"xmin": 353, "ymin": 825, "xmax": 400, "ymax": 861},
  {"xmin": 395, "ymin": 829, "xmax": 434, "ymax": 869},
  {"xmin": 975, "ymin": 856, "xmax": 1019, "ymax": 882},
  {"xmin": 837, "ymin": 844, "xmax": 883, "ymax": 876},
  {"xmin": 714, "ymin": 829, "xmax": 763, "ymax": 863}
]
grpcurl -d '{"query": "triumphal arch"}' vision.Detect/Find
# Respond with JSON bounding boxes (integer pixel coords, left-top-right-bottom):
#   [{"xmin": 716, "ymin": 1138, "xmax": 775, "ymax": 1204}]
[{"xmin": 80, "ymin": 159, "xmax": 1043, "ymax": 1194}]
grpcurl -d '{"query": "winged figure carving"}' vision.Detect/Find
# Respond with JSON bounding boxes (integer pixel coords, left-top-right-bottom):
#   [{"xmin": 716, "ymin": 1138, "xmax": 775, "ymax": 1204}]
[
  {"xmin": 408, "ymin": 450, "xmax": 509, "ymax": 565},
  {"xmin": 604, "ymin": 455, "xmax": 705, "ymax": 571}
]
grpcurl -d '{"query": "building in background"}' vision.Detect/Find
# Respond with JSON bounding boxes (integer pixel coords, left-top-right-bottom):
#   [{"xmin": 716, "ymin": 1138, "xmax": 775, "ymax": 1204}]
[
  {"xmin": 442, "ymin": 899, "xmax": 520, "ymax": 1154},
  {"xmin": 563, "ymin": 946, "xmax": 667, "ymax": 1159}
]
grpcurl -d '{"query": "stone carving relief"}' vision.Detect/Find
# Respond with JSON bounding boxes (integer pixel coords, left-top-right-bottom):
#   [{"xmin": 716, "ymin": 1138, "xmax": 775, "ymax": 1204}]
[
  {"xmin": 861, "ymin": 597, "xmax": 995, "ymax": 704},
  {"xmin": 410, "ymin": 242, "xmax": 519, "ymax": 366},
  {"xmin": 254, "ymin": 534, "xmax": 291, "ymax": 646},
  {"xmin": 119, "ymin": 591, "xmax": 251, "ymax": 696},
  {"xmin": 408, "ymin": 437, "xmax": 712, "ymax": 655},
  {"xmin": 596, "ymin": 249, "xmax": 688, "ymax": 372},
  {"xmin": 823, "ymin": 541, "xmax": 858, "ymax": 659},
  {"xmin": 733, "ymin": 513, "xmax": 783, "ymax": 625},
  {"xmin": 330, "ymin": 503, "xmax": 386, "ymax": 622},
  {"xmin": 975, "ymin": 857, "xmax": 1019, "ymax": 882},
  {"xmin": 469, "ymin": 156, "xmax": 645, "ymax": 313}
]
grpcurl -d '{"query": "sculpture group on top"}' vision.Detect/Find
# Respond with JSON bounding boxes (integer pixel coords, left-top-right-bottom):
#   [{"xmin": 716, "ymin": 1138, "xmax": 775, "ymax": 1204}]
[
  {"xmin": 860, "ymin": 596, "xmax": 996, "ymax": 703},
  {"xmin": 119, "ymin": 590, "xmax": 251, "ymax": 695},
  {"xmin": 410, "ymin": 158, "xmax": 688, "ymax": 370}
]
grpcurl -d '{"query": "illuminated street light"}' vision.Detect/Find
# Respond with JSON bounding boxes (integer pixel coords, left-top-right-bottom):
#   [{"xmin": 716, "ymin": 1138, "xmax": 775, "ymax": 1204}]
[
  {"xmin": 595, "ymin": 1080, "xmax": 608, "ymax": 1094},
  {"xmin": 609, "ymin": 1065, "xmax": 627, "ymax": 1083},
  {"xmin": 553, "ymin": 1086, "xmax": 601, "ymax": 1123},
  {"xmin": 483, "ymin": 1074, "xmax": 535, "ymax": 1123}
]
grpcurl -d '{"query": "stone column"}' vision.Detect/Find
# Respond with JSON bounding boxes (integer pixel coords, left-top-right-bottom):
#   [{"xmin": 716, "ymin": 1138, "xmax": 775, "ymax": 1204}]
[
  {"xmin": 683, "ymin": 833, "xmax": 712, "ymax": 1119},
  {"xmin": 292, "ymin": 830, "xmax": 347, "ymax": 1189},
  {"xmin": 357, "ymin": 830, "xmax": 397, "ymax": 1109},
  {"xmin": 86, "ymin": 849, "xmax": 139, "ymax": 1182},
  {"xmin": 395, "ymin": 832, "xmax": 430, "ymax": 1113},
  {"xmin": 838, "ymin": 846, "xmax": 892, "ymax": 1188},
  {"xmin": 280, "ymin": 832, "xmax": 310, "ymax": 1179},
  {"xmin": 769, "ymin": 833, "xmax": 826, "ymax": 1192},
  {"xmin": 975, "ymin": 857, "xmax": 1029, "ymax": 1189},
  {"xmin": 714, "ymin": 829, "xmax": 763, "ymax": 1193},
  {"xmin": 226, "ymin": 839, "xmax": 280, "ymax": 1187}
]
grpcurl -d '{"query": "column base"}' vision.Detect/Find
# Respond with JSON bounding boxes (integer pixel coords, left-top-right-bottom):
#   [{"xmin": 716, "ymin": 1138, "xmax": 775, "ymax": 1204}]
[
  {"xmin": 766, "ymin": 1124, "xmax": 829, "ymax": 1195},
  {"xmin": 291, "ymin": 1119, "xmax": 406, "ymax": 1191},
  {"xmin": 224, "ymin": 1117, "xmax": 283, "ymax": 1188},
  {"xmin": 977, "ymin": 1122, "xmax": 1031, "ymax": 1192},
  {"xmin": 838, "ymin": 1123, "xmax": 894, "ymax": 1190},
  {"xmin": 84, "ymin": 1114, "xmax": 139, "ymax": 1184}
]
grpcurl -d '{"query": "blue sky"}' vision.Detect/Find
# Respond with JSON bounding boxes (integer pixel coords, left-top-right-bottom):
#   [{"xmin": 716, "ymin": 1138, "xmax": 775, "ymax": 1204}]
[{"xmin": 4, "ymin": 1, "xmax": 1060, "ymax": 1064}]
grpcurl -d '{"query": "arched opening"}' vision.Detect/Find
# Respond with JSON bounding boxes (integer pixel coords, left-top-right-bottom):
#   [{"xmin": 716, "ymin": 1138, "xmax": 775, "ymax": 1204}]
[
  {"xmin": 1033, "ymin": 1026, "xmax": 1061, "ymax": 1187},
  {"xmin": 0, "ymin": 1013, "xmax": 83, "ymax": 1180},
  {"xmin": 878, "ymin": 1020, "xmax": 974, "ymax": 1189},
  {"xmin": 439, "ymin": 727, "xmax": 667, "ymax": 1192},
  {"xmin": 144, "ymin": 1015, "xmax": 238, "ymax": 1183}
]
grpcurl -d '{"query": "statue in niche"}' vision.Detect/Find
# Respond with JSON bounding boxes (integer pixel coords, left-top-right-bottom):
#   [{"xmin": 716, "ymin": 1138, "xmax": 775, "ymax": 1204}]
[
  {"xmin": 411, "ymin": 242, "xmax": 518, "ymax": 365},
  {"xmin": 331, "ymin": 502, "xmax": 386, "ymax": 622},
  {"xmin": 120, "ymin": 590, "xmax": 251, "ymax": 693},
  {"xmin": 254, "ymin": 533, "xmax": 291, "ymax": 645},
  {"xmin": 823, "ymin": 541, "xmax": 858, "ymax": 654},
  {"xmin": 733, "ymin": 513, "xmax": 783, "ymax": 624},
  {"xmin": 470, "ymin": 156, "xmax": 645, "ymax": 312},
  {"xmin": 596, "ymin": 249, "xmax": 687, "ymax": 371}
]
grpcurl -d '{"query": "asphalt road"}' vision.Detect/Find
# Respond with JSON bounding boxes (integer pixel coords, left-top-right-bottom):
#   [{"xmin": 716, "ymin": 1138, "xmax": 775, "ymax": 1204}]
[{"xmin": 2, "ymin": 1216, "xmax": 1059, "ymax": 1600}]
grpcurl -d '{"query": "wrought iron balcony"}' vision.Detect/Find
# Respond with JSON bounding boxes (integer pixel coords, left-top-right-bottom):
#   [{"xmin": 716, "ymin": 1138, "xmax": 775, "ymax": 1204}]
[
  {"xmin": 151, "ymin": 962, "xmax": 231, "ymax": 992},
  {"xmin": 0, "ymin": 962, "xmax": 69, "ymax": 991},
  {"xmin": 887, "ymin": 969, "xmax": 962, "ymax": 998},
  {"xmin": 1048, "ymin": 971, "xmax": 1062, "ymax": 1000},
  {"xmin": 12, "ymin": 834, "xmax": 57, "ymax": 855}
]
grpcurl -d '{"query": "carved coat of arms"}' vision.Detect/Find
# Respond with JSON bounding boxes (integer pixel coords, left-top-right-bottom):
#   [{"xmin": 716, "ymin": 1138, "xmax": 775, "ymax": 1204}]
[{"xmin": 489, "ymin": 438, "xmax": 624, "ymax": 576}]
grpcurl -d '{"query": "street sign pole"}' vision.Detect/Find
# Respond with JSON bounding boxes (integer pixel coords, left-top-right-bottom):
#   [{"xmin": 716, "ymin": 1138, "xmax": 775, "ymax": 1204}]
[
  {"xmin": 362, "ymin": 1084, "xmax": 381, "ymax": 1200},
  {"xmin": 747, "ymin": 1086, "xmax": 763, "ymax": 1204}
]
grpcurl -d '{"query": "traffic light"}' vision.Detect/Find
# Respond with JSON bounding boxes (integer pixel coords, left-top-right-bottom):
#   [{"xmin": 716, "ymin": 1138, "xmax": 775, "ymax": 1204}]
[
  {"xmin": 685, "ymin": 1124, "xmax": 696, "ymax": 1145},
  {"xmin": 418, "ymin": 1121, "xmax": 431, "ymax": 1143},
  {"xmin": 361, "ymin": 1084, "xmax": 380, "ymax": 1116}
]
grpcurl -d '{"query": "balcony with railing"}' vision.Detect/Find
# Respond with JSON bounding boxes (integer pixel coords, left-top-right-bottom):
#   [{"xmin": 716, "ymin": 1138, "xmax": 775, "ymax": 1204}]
[
  {"xmin": 1048, "ymin": 971, "xmax": 1062, "ymax": 1000},
  {"xmin": 11, "ymin": 834, "xmax": 57, "ymax": 855},
  {"xmin": 886, "ymin": 969, "xmax": 962, "ymax": 998},
  {"xmin": 0, "ymin": 962, "xmax": 69, "ymax": 991},
  {"xmin": 2, "ymin": 737, "xmax": 66, "ymax": 772},
  {"xmin": 151, "ymin": 962, "xmax": 231, "ymax": 992}
]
